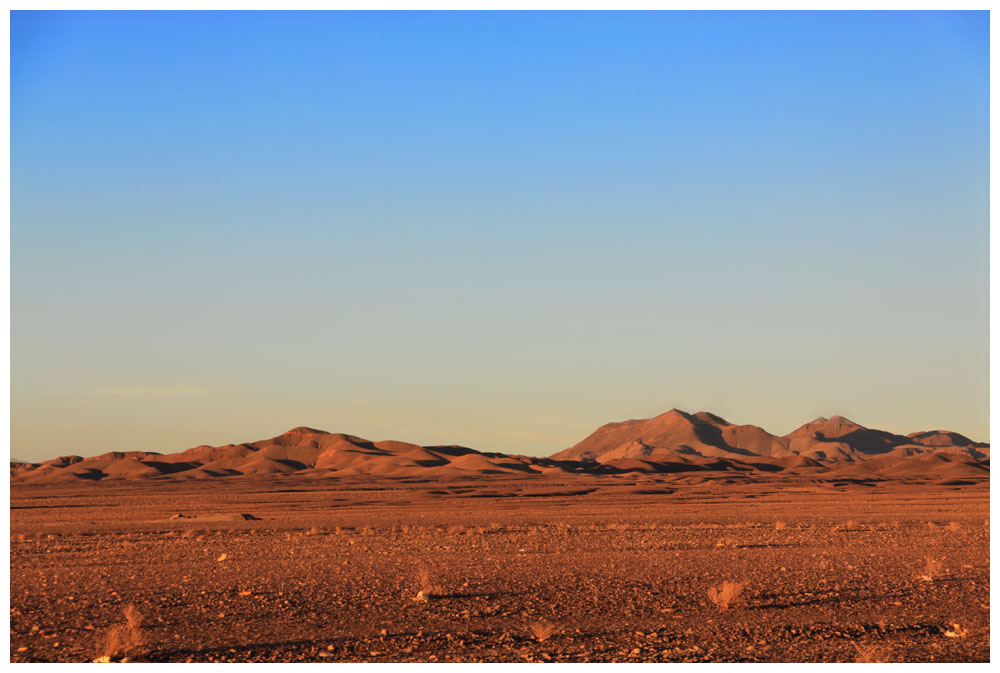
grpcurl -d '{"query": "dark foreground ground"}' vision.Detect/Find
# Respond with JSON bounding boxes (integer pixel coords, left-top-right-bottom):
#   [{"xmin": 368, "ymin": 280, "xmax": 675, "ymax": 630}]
[{"xmin": 9, "ymin": 474, "xmax": 990, "ymax": 662}]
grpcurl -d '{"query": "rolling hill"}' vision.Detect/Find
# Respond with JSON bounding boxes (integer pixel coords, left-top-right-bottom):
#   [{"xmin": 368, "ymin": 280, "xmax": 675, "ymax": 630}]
[{"xmin": 10, "ymin": 411, "xmax": 989, "ymax": 484}]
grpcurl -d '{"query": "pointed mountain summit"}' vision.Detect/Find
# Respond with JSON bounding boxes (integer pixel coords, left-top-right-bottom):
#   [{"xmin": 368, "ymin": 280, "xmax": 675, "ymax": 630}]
[
  {"xmin": 551, "ymin": 409, "xmax": 790, "ymax": 462},
  {"xmin": 782, "ymin": 414, "xmax": 912, "ymax": 460}
]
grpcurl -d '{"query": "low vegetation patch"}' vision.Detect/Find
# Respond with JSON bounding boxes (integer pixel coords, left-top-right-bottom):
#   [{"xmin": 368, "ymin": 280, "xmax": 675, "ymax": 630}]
[
  {"xmin": 707, "ymin": 581, "xmax": 745, "ymax": 610},
  {"xmin": 854, "ymin": 642, "xmax": 892, "ymax": 663},
  {"xmin": 529, "ymin": 620, "xmax": 559, "ymax": 642},
  {"xmin": 94, "ymin": 604, "xmax": 145, "ymax": 662},
  {"xmin": 414, "ymin": 566, "xmax": 444, "ymax": 602},
  {"xmin": 918, "ymin": 556, "xmax": 944, "ymax": 582}
]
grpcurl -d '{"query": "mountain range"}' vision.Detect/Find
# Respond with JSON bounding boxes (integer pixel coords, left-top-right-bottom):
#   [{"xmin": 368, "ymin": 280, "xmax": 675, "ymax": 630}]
[{"xmin": 10, "ymin": 410, "xmax": 989, "ymax": 484}]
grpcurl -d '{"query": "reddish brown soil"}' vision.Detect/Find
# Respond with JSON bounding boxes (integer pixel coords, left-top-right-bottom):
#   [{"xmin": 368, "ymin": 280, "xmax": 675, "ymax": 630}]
[{"xmin": 10, "ymin": 474, "xmax": 990, "ymax": 662}]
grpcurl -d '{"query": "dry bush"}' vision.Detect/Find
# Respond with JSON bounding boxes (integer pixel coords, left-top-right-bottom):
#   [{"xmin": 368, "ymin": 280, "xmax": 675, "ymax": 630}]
[
  {"xmin": 529, "ymin": 620, "xmax": 559, "ymax": 642},
  {"xmin": 774, "ymin": 520, "xmax": 787, "ymax": 531},
  {"xmin": 95, "ymin": 604, "xmax": 145, "ymax": 662},
  {"xmin": 707, "ymin": 581, "xmax": 745, "ymax": 610},
  {"xmin": 943, "ymin": 623, "xmax": 969, "ymax": 639},
  {"xmin": 306, "ymin": 526, "xmax": 322, "ymax": 536},
  {"xmin": 946, "ymin": 521, "xmax": 961, "ymax": 532},
  {"xmin": 413, "ymin": 566, "xmax": 443, "ymax": 602},
  {"xmin": 918, "ymin": 556, "xmax": 944, "ymax": 582},
  {"xmin": 715, "ymin": 537, "xmax": 739, "ymax": 548},
  {"xmin": 854, "ymin": 642, "xmax": 891, "ymax": 663}
]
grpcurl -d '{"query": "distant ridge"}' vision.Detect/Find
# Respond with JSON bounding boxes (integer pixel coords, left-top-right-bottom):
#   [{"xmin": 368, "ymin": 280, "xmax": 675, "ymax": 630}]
[
  {"xmin": 551, "ymin": 409, "xmax": 988, "ymax": 464},
  {"xmin": 10, "ymin": 410, "xmax": 989, "ymax": 484}
]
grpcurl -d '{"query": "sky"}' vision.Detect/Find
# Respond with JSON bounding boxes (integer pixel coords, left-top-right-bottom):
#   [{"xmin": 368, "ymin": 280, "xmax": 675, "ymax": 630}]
[{"xmin": 11, "ymin": 10, "xmax": 989, "ymax": 461}]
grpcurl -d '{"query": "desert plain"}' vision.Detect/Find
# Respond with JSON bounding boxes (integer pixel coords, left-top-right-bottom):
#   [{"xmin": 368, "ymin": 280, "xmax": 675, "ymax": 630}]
[{"xmin": 9, "ymin": 411, "xmax": 991, "ymax": 663}]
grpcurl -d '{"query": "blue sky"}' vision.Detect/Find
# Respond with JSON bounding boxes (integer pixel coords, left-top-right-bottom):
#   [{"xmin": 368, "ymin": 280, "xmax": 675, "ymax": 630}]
[{"xmin": 11, "ymin": 11, "xmax": 989, "ymax": 460}]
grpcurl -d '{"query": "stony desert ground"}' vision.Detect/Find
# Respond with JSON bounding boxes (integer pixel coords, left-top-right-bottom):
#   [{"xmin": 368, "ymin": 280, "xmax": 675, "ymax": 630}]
[{"xmin": 9, "ymin": 472, "xmax": 990, "ymax": 663}]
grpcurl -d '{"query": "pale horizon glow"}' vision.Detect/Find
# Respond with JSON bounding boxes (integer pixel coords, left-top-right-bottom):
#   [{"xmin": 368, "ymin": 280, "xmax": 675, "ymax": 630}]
[{"xmin": 11, "ymin": 10, "xmax": 989, "ymax": 461}]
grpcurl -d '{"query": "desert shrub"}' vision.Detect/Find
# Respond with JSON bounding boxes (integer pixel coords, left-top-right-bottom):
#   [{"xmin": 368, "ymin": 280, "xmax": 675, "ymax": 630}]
[
  {"xmin": 943, "ymin": 622, "xmax": 969, "ymax": 639},
  {"xmin": 707, "ymin": 581, "xmax": 745, "ymax": 610},
  {"xmin": 96, "ymin": 604, "xmax": 145, "ymax": 661},
  {"xmin": 854, "ymin": 643, "xmax": 891, "ymax": 663},
  {"xmin": 715, "ymin": 537, "xmax": 739, "ymax": 548},
  {"xmin": 919, "ymin": 556, "xmax": 944, "ymax": 582},
  {"xmin": 529, "ymin": 620, "xmax": 559, "ymax": 642},
  {"xmin": 774, "ymin": 520, "xmax": 787, "ymax": 531},
  {"xmin": 414, "ymin": 566, "xmax": 443, "ymax": 602},
  {"xmin": 946, "ymin": 521, "xmax": 961, "ymax": 532}
]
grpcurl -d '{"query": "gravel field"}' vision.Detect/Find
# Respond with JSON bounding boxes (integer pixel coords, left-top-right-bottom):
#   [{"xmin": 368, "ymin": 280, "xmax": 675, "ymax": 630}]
[{"xmin": 10, "ymin": 475, "xmax": 990, "ymax": 662}]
